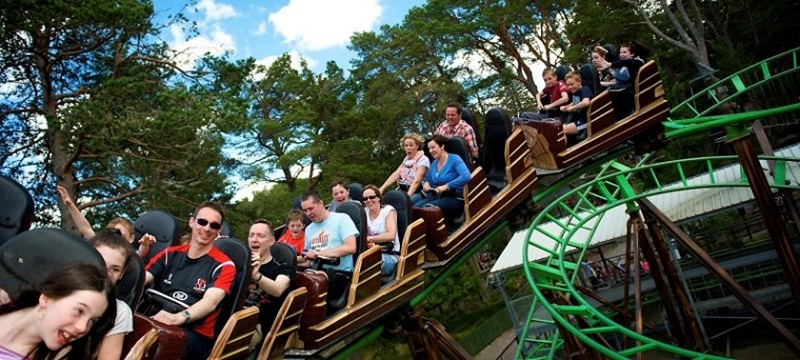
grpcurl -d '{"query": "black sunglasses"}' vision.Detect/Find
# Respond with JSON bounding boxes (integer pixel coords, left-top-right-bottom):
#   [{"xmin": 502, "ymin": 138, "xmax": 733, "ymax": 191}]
[
  {"xmin": 196, "ymin": 218, "xmax": 222, "ymax": 230},
  {"xmin": 363, "ymin": 195, "xmax": 379, "ymax": 201}
]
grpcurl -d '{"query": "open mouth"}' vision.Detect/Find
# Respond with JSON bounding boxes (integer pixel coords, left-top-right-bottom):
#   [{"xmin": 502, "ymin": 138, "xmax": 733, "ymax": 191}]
[{"xmin": 57, "ymin": 330, "xmax": 75, "ymax": 345}]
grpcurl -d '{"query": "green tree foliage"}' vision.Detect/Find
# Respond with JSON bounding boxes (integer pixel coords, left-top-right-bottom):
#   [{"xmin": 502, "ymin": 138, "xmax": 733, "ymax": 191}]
[{"xmin": 0, "ymin": 0, "xmax": 236, "ymax": 230}]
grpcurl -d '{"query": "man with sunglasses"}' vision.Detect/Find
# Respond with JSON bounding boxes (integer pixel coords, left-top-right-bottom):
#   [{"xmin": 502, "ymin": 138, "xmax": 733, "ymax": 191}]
[{"xmin": 144, "ymin": 201, "xmax": 236, "ymax": 359}]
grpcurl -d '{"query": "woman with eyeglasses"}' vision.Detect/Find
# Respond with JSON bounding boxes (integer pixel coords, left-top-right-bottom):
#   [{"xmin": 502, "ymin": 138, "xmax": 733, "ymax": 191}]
[
  {"xmin": 379, "ymin": 133, "xmax": 430, "ymax": 198},
  {"xmin": 362, "ymin": 185, "xmax": 400, "ymax": 277},
  {"xmin": 412, "ymin": 135, "xmax": 471, "ymax": 225}
]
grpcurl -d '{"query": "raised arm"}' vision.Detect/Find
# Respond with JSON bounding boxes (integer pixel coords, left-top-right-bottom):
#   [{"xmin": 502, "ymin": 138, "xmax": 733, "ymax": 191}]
[
  {"xmin": 57, "ymin": 185, "xmax": 96, "ymax": 239},
  {"xmin": 378, "ymin": 165, "xmax": 402, "ymax": 194}
]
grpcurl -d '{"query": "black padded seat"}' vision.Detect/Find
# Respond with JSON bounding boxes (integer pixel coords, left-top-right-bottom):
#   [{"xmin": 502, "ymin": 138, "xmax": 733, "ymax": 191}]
[
  {"xmin": 348, "ymin": 183, "xmax": 363, "ymax": 203},
  {"xmin": 445, "ymin": 135, "xmax": 474, "ymax": 172},
  {"xmin": 0, "ymin": 175, "xmax": 34, "ymax": 246},
  {"xmin": 116, "ymin": 254, "xmax": 146, "ymax": 309},
  {"xmin": 482, "ymin": 108, "xmax": 511, "ymax": 192},
  {"xmin": 220, "ymin": 221, "xmax": 235, "ymax": 238},
  {"xmin": 212, "ymin": 237, "xmax": 252, "ymax": 337},
  {"xmin": 382, "ymin": 190, "xmax": 411, "ymax": 243},
  {"xmin": 379, "ymin": 190, "xmax": 410, "ymax": 283},
  {"xmin": 134, "ymin": 210, "xmax": 181, "ymax": 265},
  {"xmin": 460, "ymin": 107, "xmax": 483, "ymax": 150},
  {"xmin": 326, "ymin": 201, "xmax": 367, "ymax": 311},
  {"xmin": 0, "ymin": 228, "xmax": 105, "ymax": 296},
  {"xmin": 580, "ymin": 63, "xmax": 600, "ymax": 97},
  {"xmin": 333, "ymin": 202, "xmax": 367, "ymax": 263},
  {"xmin": 555, "ymin": 64, "xmax": 570, "ymax": 81},
  {"xmin": 271, "ymin": 241, "xmax": 297, "ymax": 269}
]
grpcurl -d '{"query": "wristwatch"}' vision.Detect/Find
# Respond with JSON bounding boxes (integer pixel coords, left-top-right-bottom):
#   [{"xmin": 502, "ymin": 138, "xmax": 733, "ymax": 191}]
[{"xmin": 181, "ymin": 310, "xmax": 191, "ymax": 323}]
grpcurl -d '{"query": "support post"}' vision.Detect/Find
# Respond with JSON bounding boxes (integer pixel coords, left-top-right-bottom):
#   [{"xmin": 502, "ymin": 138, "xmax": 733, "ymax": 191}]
[
  {"xmin": 639, "ymin": 198, "xmax": 800, "ymax": 356},
  {"xmin": 729, "ymin": 133, "xmax": 800, "ymax": 308}
]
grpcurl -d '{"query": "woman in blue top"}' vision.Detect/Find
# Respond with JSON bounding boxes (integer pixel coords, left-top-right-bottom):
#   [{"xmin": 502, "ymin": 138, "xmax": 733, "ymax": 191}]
[{"xmin": 412, "ymin": 135, "xmax": 472, "ymax": 224}]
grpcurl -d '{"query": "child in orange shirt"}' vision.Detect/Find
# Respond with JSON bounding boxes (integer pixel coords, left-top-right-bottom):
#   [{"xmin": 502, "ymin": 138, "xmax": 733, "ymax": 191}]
[{"xmin": 278, "ymin": 209, "xmax": 306, "ymax": 256}]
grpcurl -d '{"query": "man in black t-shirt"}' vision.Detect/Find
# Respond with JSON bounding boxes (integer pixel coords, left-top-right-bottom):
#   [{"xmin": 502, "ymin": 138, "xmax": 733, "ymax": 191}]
[{"xmin": 245, "ymin": 219, "xmax": 295, "ymax": 345}]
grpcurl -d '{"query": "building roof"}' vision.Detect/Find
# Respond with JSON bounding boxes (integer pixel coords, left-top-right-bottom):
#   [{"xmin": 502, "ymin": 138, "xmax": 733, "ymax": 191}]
[{"xmin": 490, "ymin": 143, "xmax": 800, "ymax": 274}]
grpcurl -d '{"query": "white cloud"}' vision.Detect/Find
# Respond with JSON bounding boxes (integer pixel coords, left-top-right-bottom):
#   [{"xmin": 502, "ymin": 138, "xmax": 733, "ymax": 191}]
[
  {"xmin": 194, "ymin": 0, "xmax": 239, "ymax": 22},
  {"xmin": 233, "ymin": 181, "xmax": 274, "ymax": 202},
  {"xmin": 254, "ymin": 21, "xmax": 268, "ymax": 36},
  {"xmin": 269, "ymin": 0, "xmax": 382, "ymax": 51},
  {"xmin": 168, "ymin": 24, "xmax": 236, "ymax": 70}
]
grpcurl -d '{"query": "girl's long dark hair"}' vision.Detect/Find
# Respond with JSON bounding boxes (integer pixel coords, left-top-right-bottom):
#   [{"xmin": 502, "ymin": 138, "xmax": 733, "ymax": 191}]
[{"xmin": 0, "ymin": 262, "xmax": 116, "ymax": 360}]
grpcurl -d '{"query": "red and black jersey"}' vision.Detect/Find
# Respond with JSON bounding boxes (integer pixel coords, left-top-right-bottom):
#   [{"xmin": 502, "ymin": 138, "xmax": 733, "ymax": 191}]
[{"xmin": 146, "ymin": 244, "xmax": 235, "ymax": 339}]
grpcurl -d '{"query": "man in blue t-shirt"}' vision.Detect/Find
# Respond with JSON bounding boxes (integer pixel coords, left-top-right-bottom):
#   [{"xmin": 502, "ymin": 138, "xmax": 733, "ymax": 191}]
[{"xmin": 300, "ymin": 190, "xmax": 359, "ymax": 309}]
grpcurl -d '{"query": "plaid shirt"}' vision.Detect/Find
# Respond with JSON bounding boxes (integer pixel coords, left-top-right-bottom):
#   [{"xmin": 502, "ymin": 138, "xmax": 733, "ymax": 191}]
[{"xmin": 434, "ymin": 120, "xmax": 479, "ymax": 158}]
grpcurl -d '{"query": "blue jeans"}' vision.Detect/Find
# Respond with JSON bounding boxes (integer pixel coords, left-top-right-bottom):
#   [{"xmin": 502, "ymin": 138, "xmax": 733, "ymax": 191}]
[
  {"xmin": 413, "ymin": 196, "xmax": 464, "ymax": 224},
  {"xmin": 182, "ymin": 328, "xmax": 212, "ymax": 359},
  {"xmin": 381, "ymin": 253, "xmax": 399, "ymax": 277}
]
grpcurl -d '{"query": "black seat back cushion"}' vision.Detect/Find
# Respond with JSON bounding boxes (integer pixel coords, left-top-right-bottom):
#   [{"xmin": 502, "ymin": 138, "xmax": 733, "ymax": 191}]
[
  {"xmin": 134, "ymin": 210, "xmax": 181, "ymax": 265},
  {"xmin": 0, "ymin": 175, "xmax": 34, "ymax": 246}
]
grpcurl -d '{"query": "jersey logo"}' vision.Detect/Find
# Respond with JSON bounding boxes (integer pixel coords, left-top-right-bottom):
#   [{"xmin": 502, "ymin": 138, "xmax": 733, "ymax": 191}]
[
  {"xmin": 194, "ymin": 278, "xmax": 207, "ymax": 293},
  {"xmin": 172, "ymin": 291, "xmax": 188, "ymax": 301}
]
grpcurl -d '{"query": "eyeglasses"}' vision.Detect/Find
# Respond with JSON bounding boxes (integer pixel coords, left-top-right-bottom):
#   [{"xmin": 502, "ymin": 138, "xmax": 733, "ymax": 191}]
[
  {"xmin": 196, "ymin": 218, "xmax": 222, "ymax": 230},
  {"xmin": 363, "ymin": 195, "xmax": 379, "ymax": 201}
]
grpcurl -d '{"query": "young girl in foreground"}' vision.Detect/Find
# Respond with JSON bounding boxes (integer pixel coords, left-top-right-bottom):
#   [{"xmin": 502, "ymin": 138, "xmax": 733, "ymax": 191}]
[{"xmin": 0, "ymin": 263, "xmax": 116, "ymax": 360}]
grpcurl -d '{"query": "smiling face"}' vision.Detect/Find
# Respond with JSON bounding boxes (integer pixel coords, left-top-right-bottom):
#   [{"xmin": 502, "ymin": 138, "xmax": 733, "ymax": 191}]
[
  {"xmin": 362, "ymin": 188, "xmax": 380, "ymax": 209},
  {"xmin": 95, "ymin": 245, "xmax": 126, "ymax": 285},
  {"xmin": 428, "ymin": 139, "xmax": 444, "ymax": 160},
  {"xmin": 331, "ymin": 184, "xmax": 350, "ymax": 204},
  {"xmin": 619, "ymin": 46, "xmax": 632, "ymax": 60},
  {"xmin": 190, "ymin": 207, "xmax": 223, "ymax": 246},
  {"xmin": 565, "ymin": 78, "xmax": 582, "ymax": 93},
  {"xmin": 445, "ymin": 106, "xmax": 460, "ymax": 127},
  {"xmin": 38, "ymin": 290, "xmax": 107, "ymax": 350},
  {"xmin": 248, "ymin": 223, "xmax": 274, "ymax": 258}
]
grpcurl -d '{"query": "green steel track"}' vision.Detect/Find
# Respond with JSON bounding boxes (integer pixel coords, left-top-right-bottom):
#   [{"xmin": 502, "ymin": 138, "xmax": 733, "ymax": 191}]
[{"xmin": 518, "ymin": 46, "xmax": 800, "ymax": 359}]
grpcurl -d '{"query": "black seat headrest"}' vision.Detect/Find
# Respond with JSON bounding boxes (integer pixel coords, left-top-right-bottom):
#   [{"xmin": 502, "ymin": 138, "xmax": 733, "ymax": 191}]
[
  {"xmin": 580, "ymin": 63, "xmax": 599, "ymax": 96},
  {"xmin": 382, "ymin": 190, "xmax": 411, "ymax": 243},
  {"xmin": 134, "ymin": 210, "xmax": 181, "ymax": 264},
  {"xmin": 334, "ymin": 202, "xmax": 367, "ymax": 258},
  {"xmin": 347, "ymin": 183, "xmax": 363, "ymax": 203},
  {"xmin": 0, "ymin": 175, "xmax": 34, "ymax": 246},
  {"xmin": 445, "ymin": 136, "xmax": 474, "ymax": 172},
  {"xmin": 555, "ymin": 64, "xmax": 571, "ymax": 81},
  {"xmin": 220, "ymin": 221, "xmax": 235, "ymax": 238},
  {"xmin": 271, "ymin": 241, "xmax": 297, "ymax": 269},
  {"xmin": 482, "ymin": 108, "xmax": 511, "ymax": 192},
  {"xmin": 460, "ymin": 108, "xmax": 482, "ymax": 148},
  {"xmin": 0, "ymin": 228, "xmax": 105, "ymax": 296}
]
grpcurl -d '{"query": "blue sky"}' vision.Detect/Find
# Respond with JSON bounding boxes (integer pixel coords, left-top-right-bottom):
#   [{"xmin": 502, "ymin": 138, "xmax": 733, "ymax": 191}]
[
  {"xmin": 151, "ymin": 1, "xmax": 426, "ymax": 200},
  {"xmin": 154, "ymin": 0, "xmax": 425, "ymax": 73}
]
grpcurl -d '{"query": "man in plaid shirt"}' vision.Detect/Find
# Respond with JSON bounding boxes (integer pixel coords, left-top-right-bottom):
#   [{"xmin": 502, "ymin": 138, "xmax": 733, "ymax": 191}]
[{"xmin": 434, "ymin": 102, "xmax": 480, "ymax": 160}]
